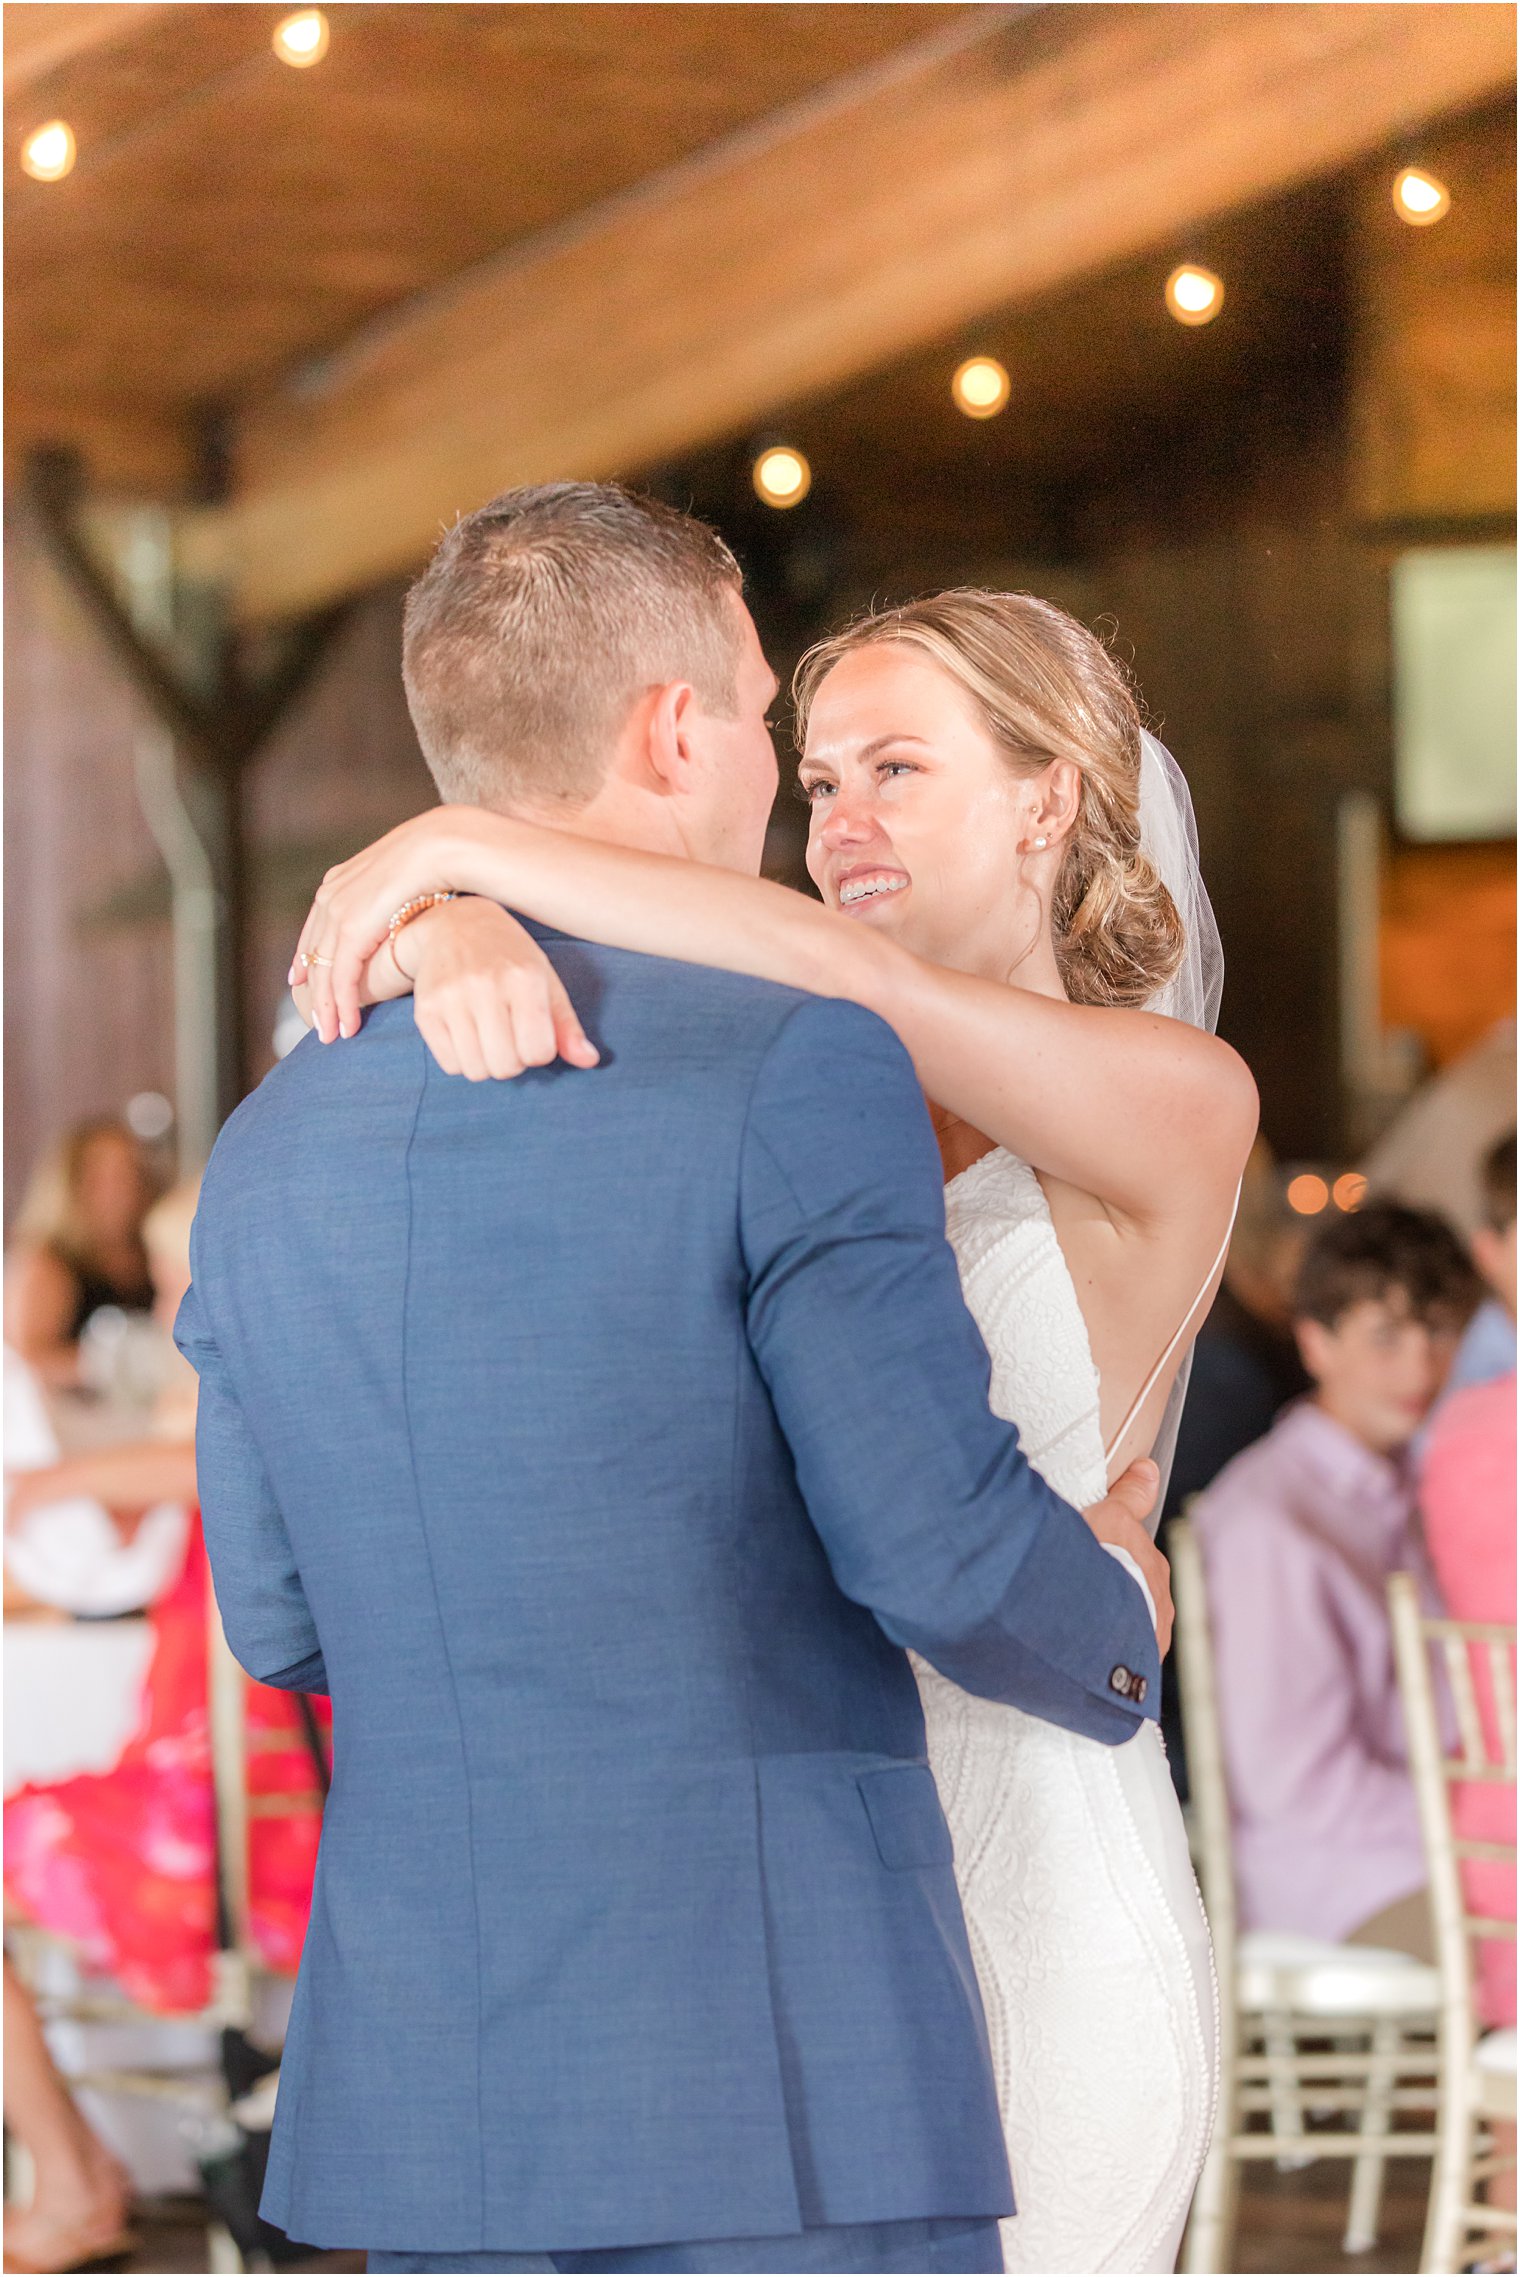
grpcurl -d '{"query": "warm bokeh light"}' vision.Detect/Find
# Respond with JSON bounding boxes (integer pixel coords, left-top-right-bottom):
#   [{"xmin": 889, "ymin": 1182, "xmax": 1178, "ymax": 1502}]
[
  {"xmin": 1392, "ymin": 167, "xmax": 1450, "ymax": 227},
  {"xmin": 752, "ymin": 446, "xmax": 811, "ymax": 509},
  {"xmin": 952, "ymin": 356, "xmax": 1011, "ymax": 419},
  {"xmin": 273, "ymin": 10, "xmax": 330, "ymax": 66},
  {"xmin": 21, "ymin": 120, "xmax": 76, "ymax": 182},
  {"xmin": 1333, "ymin": 1172, "xmax": 1369, "ymax": 1213},
  {"xmin": 1287, "ymin": 1173, "xmax": 1330, "ymax": 1216},
  {"xmin": 1165, "ymin": 264, "xmax": 1224, "ymax": 327}
]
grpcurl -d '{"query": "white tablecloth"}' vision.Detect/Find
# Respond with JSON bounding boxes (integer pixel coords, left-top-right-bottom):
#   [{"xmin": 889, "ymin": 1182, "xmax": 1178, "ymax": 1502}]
[
  {"xmin": 3, "ymin": 1617, "xmax": 154, "ymax": 1796},
  {"xmin": 4, "ymin": 1346, "xmax": 188, "ymax": 1617}
]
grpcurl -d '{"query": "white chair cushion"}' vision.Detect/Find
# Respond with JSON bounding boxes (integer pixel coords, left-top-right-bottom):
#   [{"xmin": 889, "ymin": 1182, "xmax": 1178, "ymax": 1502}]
[{"xmin": 1238, "ymin": 1930, "xmax": 1441, "ymax": 2018}]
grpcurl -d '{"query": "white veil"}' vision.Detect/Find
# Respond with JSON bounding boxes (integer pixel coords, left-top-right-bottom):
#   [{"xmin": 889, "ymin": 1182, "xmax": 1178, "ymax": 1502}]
[
  {"xmin": 1127, "ymin": 730, "xmax": 1226, "ymax": 1529},
  {"xmin": 1137, "ymin": 730, "xmax": 1222, "ymax": 1036}
]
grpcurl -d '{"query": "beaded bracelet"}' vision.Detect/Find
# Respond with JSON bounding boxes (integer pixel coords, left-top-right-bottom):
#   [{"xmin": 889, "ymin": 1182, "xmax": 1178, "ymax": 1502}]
[{"xmin": 386, "ymin": 891, "xmax": 459, "ymax": 977}]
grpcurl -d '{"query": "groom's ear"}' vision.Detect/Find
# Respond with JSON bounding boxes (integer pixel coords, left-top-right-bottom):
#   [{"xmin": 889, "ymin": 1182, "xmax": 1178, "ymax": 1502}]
[{"xmin": 641, "ymin": 678, "xmax": 702, "ymax": 796}]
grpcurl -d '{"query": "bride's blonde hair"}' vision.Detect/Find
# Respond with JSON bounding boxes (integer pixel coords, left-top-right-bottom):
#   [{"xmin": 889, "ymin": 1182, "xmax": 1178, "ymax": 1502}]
[{"xmin": 793, "ymin": 591, "xmax": 1186, "ymax": 1009}]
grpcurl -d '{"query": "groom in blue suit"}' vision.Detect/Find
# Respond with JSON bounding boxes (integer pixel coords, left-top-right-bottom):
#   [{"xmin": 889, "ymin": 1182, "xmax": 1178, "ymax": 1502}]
[{"xmin": 177, "ymin": 485, "xmax": 1165, "ymax": 2275}]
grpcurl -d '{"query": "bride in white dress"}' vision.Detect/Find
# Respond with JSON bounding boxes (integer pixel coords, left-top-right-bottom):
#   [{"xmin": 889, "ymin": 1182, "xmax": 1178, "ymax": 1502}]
[
  {"xmin": 294, "ymin": 584, "xmax": 1256, "ymax": 2271},
  {"xmin": 925, "ymin": 1140, "xmax": 1220, "ymax": 2271}
]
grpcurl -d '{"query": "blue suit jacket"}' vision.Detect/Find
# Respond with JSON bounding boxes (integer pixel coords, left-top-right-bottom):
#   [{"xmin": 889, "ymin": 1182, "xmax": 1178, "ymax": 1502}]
[{"xmin": 176, "ymin": 939, "xmax": 1158, "ymax": 2256}]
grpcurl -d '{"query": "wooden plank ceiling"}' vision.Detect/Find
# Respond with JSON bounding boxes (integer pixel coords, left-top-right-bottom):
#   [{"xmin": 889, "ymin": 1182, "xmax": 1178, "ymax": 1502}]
[
  {"xmin": 5, "ymin": 1, "xmax": 1515, "ymax": 619},
  {"xmin": 3, "ymin": 4, "xmax": 175, "ymax": 98},
  {"xmin": 5, "ymin": 1, "xmax": 955, "ymax": 480}
]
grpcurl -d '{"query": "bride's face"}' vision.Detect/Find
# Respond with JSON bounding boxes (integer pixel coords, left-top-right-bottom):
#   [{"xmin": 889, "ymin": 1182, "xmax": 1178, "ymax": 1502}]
[{"xmin": 799, "ymin": 645, "xmax": 1060, "ymax": 980}]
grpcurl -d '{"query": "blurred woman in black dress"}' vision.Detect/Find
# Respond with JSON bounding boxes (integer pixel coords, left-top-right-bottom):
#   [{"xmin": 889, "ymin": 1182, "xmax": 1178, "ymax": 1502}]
[{"xmin": 5, "ymin": 1122, "xmax": 156, "ymax": 1390}]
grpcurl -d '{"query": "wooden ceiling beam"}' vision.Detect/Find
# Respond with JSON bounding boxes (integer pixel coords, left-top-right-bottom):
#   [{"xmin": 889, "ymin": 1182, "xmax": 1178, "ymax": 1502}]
[
  {"xmin": 3, "ymin": 396, "xmax": 197, "ymax": 496},
  {"xmin": 216, "ymin": 2, "xmax": 1517, "ymax": 621},
  {"xmin": 2, "ymin": 3, "xmax": 173, "ymax": 101}
]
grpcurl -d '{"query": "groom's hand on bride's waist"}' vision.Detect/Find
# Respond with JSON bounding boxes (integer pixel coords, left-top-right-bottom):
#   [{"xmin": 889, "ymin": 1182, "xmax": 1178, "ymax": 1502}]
[{"xmin": 1082, "ymin": 1460, "xmax": 1173, "ymax": 1659}]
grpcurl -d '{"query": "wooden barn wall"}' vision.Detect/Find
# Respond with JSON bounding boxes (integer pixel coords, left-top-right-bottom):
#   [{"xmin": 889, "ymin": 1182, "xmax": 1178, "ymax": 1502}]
[
  {"xmin": 241, "ymin": 583, "xmax": 434, "ymax": 1083},
  {"xmin": 1077, "ymin": 392, "xmax": 1385, "ymax": 1164},
  {"xmin": 3, "ymin": 510, "xmax": 432, "ymax": 1225},
  {"xmin": 4, "ymin": 503, "xmax": 176, "ymax": 1226}
]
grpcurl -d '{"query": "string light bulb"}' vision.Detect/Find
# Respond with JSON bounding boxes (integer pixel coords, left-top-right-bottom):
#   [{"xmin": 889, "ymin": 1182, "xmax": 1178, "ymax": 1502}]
[
  {"xmin": 1333, "ymin": 1172, "xmax": 1368, "ymax": 1213},
  {"xmin": 1392, "ymin": 167, "xmax": 1450, "ymax": 227},
  {"xmin": 952, "ymin": 356, "xmax": 1011, "ymax": 420},
  {"xmin": 273, "ymin": 10, "xmax": 329, "ymax": 66},
  {"xmin": 21, "ymin": 120, "xmax": 76, "ymax": 181},
  {"xmin": 1165, "ymin": 264, "xmax": 1224, "ymax": 327},
  {"xmin": 1287, "ymin": 1173, "xmax": 1330, "ymax": 1217},
  {"xmin": 752, "ymin": 446, "xmax": 811, "ymax": 510}
]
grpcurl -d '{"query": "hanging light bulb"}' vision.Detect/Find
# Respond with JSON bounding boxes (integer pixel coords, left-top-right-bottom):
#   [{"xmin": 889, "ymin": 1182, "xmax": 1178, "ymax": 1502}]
[
  {"xmin": 952, "ymin": 356, "xmax": 1011, "ymax": 420},
  {"xmin": 1165, "ymin": 265, "xmax": 1224, "ymax": 327},
  {"xmin": 1392, "ymin": 167, "xmax": 1450, "ymax": 227},
  {"xmin": 21, "ymin": 120, "xmax": 76, "ymax": 181},
  {"xmin": 752, "ymin": 446, "xmax": 811, "ymax": 509},
  {"xmin": 273, "ymin": 10, "xmax": 330, "ymax": 67}
]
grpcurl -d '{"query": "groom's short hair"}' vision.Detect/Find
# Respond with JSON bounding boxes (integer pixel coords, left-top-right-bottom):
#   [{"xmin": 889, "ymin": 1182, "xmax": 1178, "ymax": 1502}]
[{"xmin": 402, "ymin": 483, "xmax": 745, "ymax": 806}]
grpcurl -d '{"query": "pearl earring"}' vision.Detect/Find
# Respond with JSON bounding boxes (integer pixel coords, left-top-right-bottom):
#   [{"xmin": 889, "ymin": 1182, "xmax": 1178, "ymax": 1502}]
[{"xmin": 1031, "ymin": 837, "xmax": 1047, "ymax": 851}]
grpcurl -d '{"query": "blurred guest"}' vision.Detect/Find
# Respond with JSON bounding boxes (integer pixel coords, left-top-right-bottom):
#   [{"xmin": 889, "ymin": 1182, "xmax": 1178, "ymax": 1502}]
[
  {"xmin": 4, "ymin": 1182, "xmax": 198, "ymax": 1619},
  {"xmin": 4, "ymin": 1121, "xmax": 156, "ymax": 1390},
  {"xmin": 1442, "ymin": 1126, "xmax": 1518, "ymax": 1402},
  {"xmin": 1421, "ymin": 1131, "xmax": 1517, "ymax": 2032},
  {"xmin": 1469, "ymin": 1131, "xmax": 1518, "ymax": 1325},
  {"xmin": 1193, "ymin": 1202, "xmax": 1481, "ymax": 1957},
  {"xmin": 1364, "ymin": 1016, "xmax": 1516, "ymax": 1240},
  {"xmin": 5, "ymin": 1181, "xmax": 330, "ymax": 2013},
  {"xmin": 2, "ymin": 1954, "xmax": 133, "ymax": 2274}
]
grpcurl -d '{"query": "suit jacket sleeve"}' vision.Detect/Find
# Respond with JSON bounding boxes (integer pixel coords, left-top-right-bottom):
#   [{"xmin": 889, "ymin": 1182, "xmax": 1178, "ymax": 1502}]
[
  {"xmin": 738, "ymin": 994, "xmax": 1158, "ymax": 1742},
  {"xmin": 174, "ymin": 1270, "xmax": 329, "ymax": 1696}
]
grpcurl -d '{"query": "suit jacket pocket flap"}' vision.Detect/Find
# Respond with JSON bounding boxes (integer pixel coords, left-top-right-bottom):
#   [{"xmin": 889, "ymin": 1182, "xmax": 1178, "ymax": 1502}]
[{"xmin": 857, "ymin": 1762, "xmax": 955, "ymax": 1871}]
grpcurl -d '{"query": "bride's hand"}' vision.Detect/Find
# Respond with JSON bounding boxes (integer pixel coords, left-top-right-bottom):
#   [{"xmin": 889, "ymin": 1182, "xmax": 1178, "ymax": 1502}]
[
  {"xmin": 291, "ymin": 807, "xmax": 500, "ymax": 1041},
  {"xmin": 404, "ymin": 899, "xmax": 599, "ymax": 1081},
  {"xmin": 1082, "ymin": 1460, "xmax": 1173, "ymax": 1657}
]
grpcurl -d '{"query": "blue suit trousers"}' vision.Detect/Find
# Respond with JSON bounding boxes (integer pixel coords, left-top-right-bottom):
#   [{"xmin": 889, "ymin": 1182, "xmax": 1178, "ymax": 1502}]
[{"xmin": 368, "ymin": 2212, "xmax": 1003, "ymax": 2272}]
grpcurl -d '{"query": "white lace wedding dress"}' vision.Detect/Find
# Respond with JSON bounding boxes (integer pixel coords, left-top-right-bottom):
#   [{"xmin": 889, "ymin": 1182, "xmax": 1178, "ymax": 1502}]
[{"xmin": 917, "ymin": 1147, "xmax": 1219, "ymax": 2273}]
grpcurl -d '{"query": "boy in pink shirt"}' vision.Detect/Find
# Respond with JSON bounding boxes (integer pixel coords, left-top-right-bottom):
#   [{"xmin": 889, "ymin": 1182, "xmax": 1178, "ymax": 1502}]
[
  {"xmin": 1194, "ymin": 1201, "xmax": 1480, "ymax": 1954},
  {"xmin": 1422, "ymin": 1130, "xmax": 1517, "ymax": 2027}
]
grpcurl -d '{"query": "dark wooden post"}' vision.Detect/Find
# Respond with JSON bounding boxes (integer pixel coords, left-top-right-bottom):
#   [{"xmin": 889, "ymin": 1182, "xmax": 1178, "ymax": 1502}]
[{"xmin": 26, "ymin": 450, "xmax": 349, "ymax": 1127}]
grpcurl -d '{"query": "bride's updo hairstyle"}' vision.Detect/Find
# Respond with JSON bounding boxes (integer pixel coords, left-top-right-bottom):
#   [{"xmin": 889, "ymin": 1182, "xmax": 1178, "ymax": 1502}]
[{"xmin": 793, "ymin": 590, "xmax": 1186, "ymax": 1009}]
